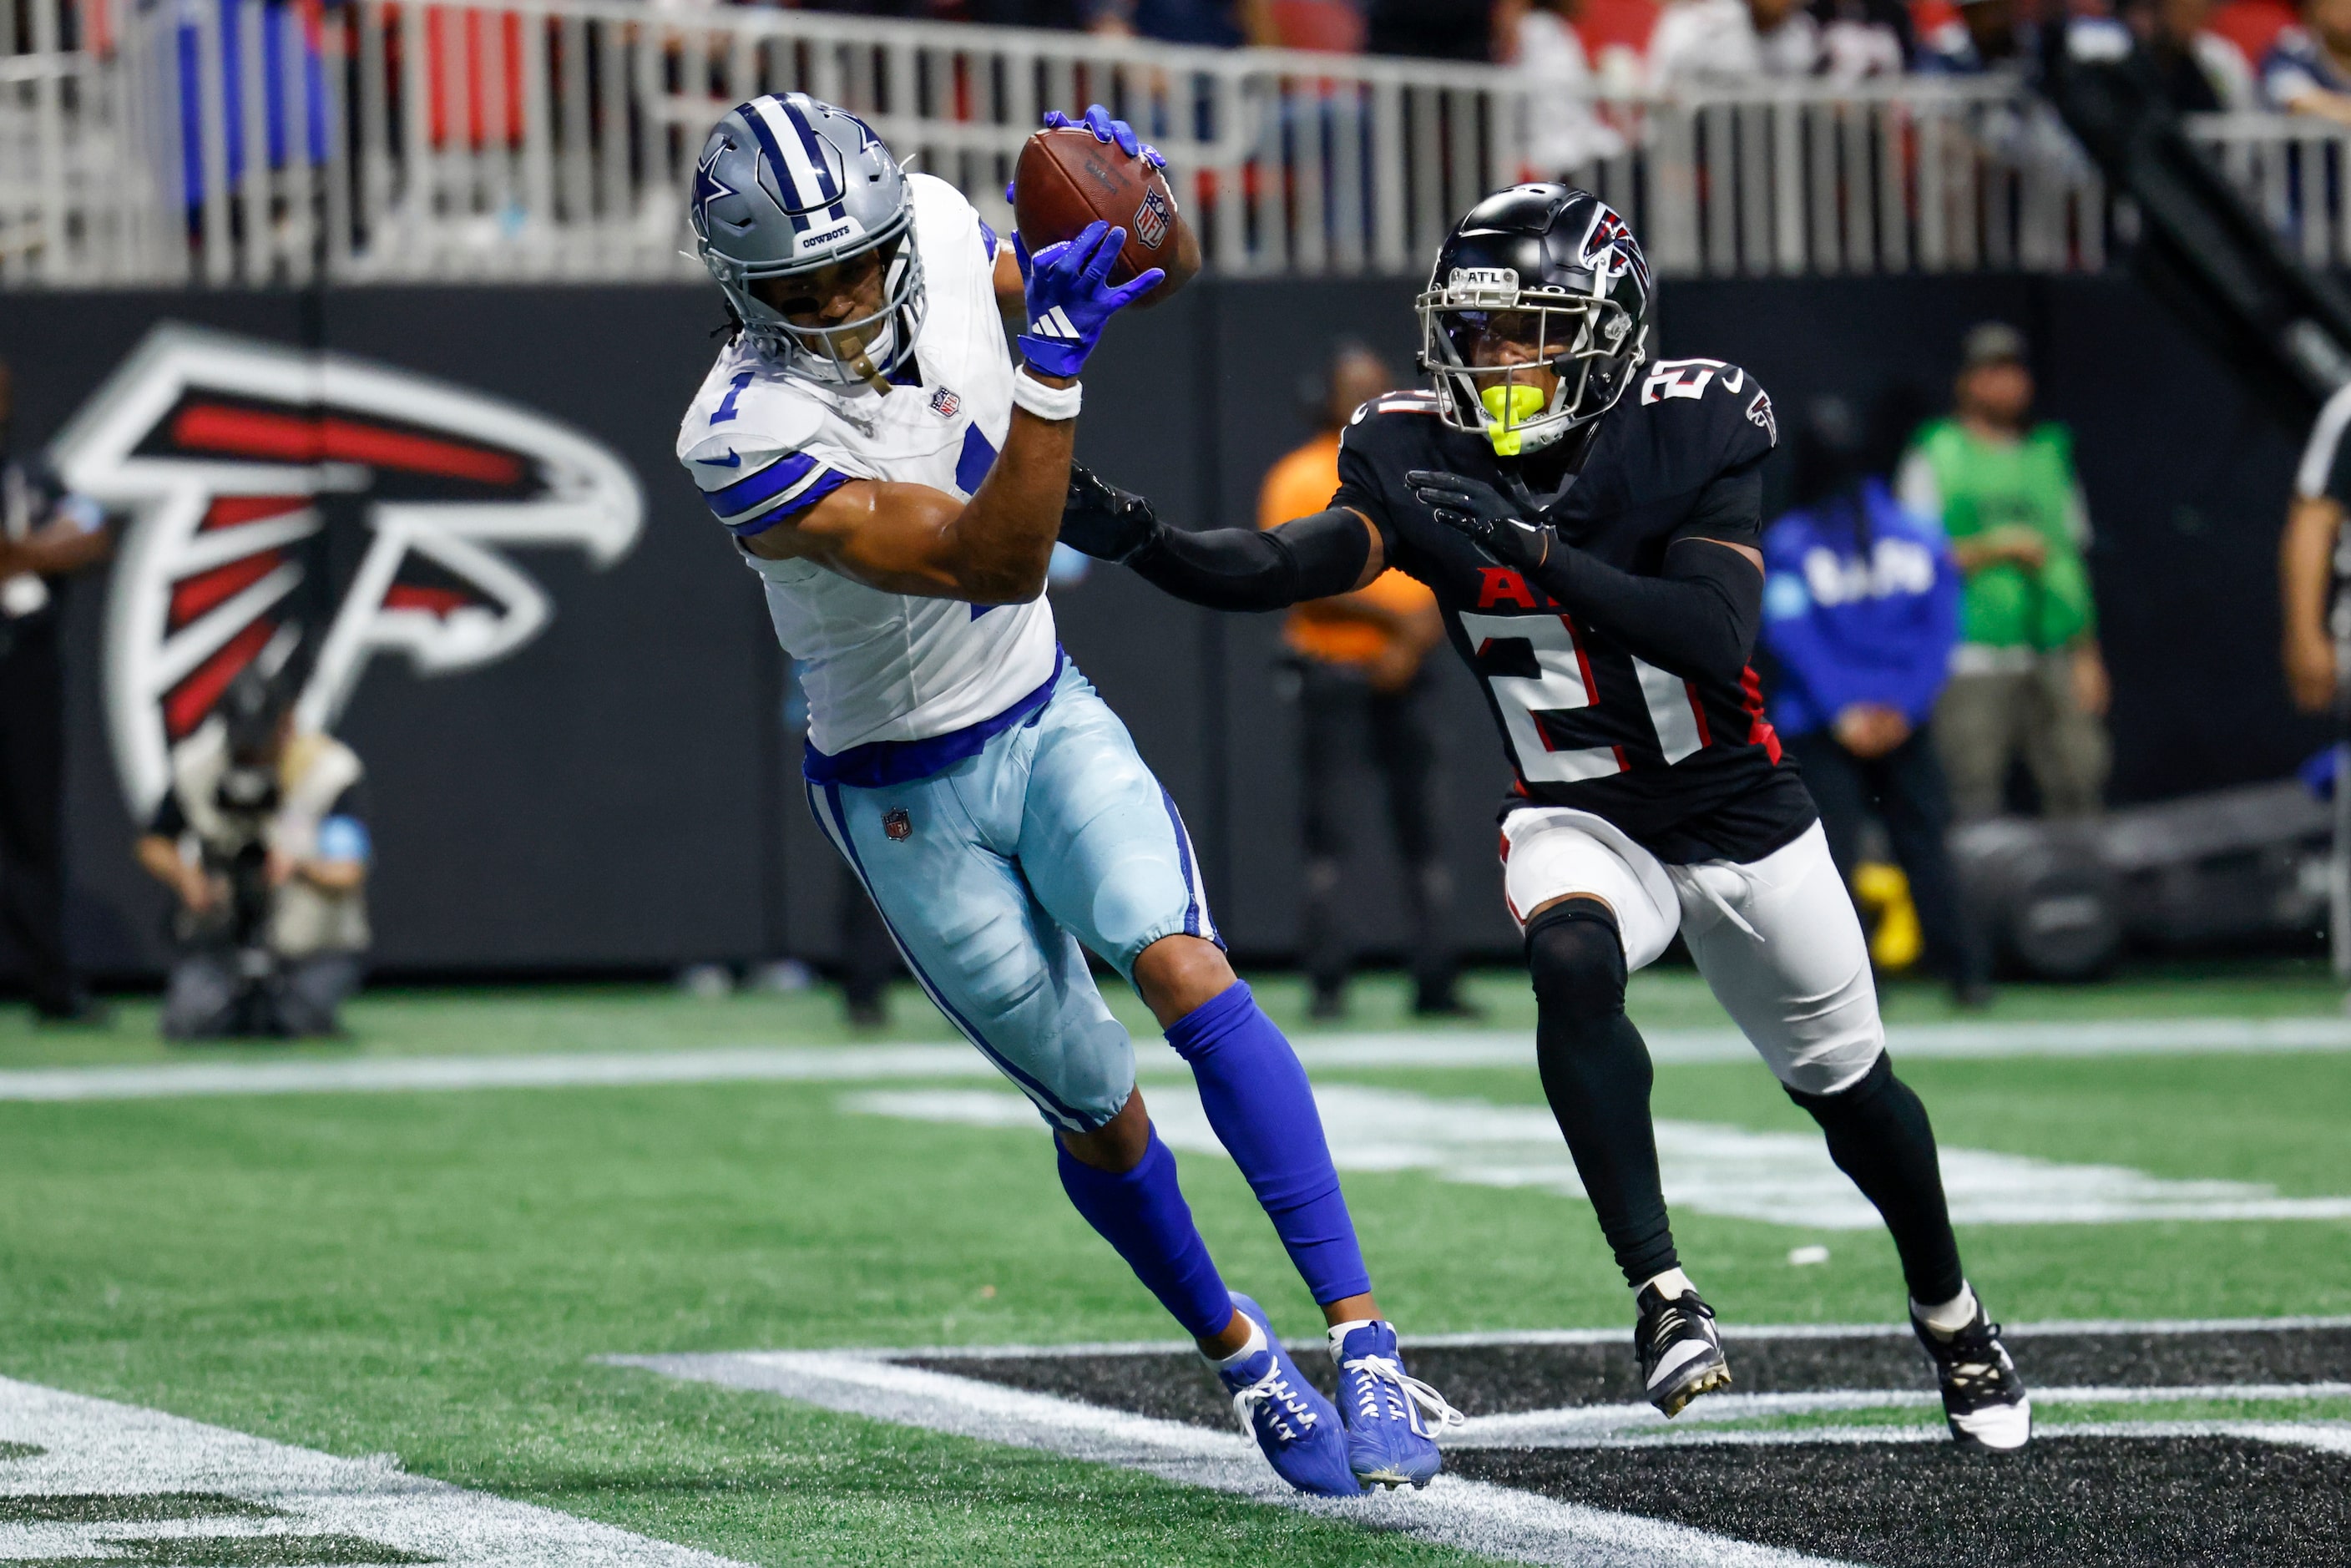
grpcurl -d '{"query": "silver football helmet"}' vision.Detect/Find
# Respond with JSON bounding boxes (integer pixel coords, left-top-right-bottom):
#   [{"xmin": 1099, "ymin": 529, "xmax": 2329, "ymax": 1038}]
[{"xmin": 690, "ymin": 94, "xmax": 926, "ymax": 386}]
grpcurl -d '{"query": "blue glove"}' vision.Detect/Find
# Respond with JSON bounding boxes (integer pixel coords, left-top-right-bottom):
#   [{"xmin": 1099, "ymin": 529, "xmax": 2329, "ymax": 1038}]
[
  {"xmin": 1043, "ymin": 104, "xmax": 1166, "ymax": 169},
  {"xmin": 1407, "ymin": 469, "xmax": 1555, "ymax": 573},
  {"xmin": 1009, "ymin": 104, "xmax": 1165, "ymax": 206},
  {"xmin": 1015, "ymin": 220, "xmax": 1164, "ymax": 378}
]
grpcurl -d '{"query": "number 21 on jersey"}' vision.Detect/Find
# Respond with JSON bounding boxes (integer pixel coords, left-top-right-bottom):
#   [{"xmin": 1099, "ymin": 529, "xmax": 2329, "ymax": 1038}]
[{"xmin": 1459, "ymin": 611, "xmax": 1707, "ymax": 782}]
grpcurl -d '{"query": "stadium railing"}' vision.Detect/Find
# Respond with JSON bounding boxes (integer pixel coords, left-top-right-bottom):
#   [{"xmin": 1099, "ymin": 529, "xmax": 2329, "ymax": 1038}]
[{"xmin": 10, "ymin": 0, "xmax": 2351, "ymax": 288}]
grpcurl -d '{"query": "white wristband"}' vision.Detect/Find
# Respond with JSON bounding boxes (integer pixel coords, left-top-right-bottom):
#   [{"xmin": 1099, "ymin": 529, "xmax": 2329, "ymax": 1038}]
[{"xmin": 1012, "ymin": 367, "xmax": 1083, "ymax": 422}]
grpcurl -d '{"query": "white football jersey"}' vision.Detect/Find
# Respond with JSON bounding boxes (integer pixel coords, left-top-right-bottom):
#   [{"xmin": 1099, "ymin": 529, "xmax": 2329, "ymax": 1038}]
[{"xmin": 677, "ymin": 172, "xmax": 1057, "ymax": 758}]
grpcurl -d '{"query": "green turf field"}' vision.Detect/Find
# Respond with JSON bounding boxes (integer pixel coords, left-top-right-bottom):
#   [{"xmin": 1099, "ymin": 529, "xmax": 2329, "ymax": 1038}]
[{"xmin": 0, "ymin": 964, "xmax": 2344, "ymax": 1565}]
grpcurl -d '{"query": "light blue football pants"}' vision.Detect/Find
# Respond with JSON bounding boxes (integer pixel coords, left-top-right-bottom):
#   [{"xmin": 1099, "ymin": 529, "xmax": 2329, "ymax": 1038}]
[{"xmin": 807, "ymin": 663, "xmax": 1218, "ymax": 1132}]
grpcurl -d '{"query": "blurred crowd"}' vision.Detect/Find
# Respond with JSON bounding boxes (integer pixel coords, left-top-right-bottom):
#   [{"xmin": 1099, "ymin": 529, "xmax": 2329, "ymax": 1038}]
[
  {"xmin": 718, "ymin": 0, "xmax": 2351, "ymax": 120},
  {"xmin": 1760, "ymin": 321, "xmax": 2107, "ymax": 1005}
]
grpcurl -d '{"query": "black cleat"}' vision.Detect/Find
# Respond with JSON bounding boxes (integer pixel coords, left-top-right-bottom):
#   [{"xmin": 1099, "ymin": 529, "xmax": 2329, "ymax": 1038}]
[
  {"xmin": 1634, "ymin": 1283, "xmax": 1732, "ymax": 1417},
  {"xmin": 1912, "ymin": 1300, "xmax": 2033, "ymax": 1451}
]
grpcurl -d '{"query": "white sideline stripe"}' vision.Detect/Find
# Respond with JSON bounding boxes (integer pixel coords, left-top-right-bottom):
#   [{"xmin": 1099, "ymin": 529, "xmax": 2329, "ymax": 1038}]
[
  {"xmin": 1449, "ymin": 1383, "xmax": 2351, "ymax": 1446},
  {"xmin": 847, "ymin": 1082, "xmax": 2351, "ymax": 1229},
  {"xmin": 612, "ymin": 1350, "xmax": 1850, "ymax": 1568},
  {"xmin": 1403, "ymin": 1313, "xmax": 2351, "ymax": 1348},
  {"xmin": 884, "ymin": 1314, "xmax": 2351, "ymax": 1358},
  {"xmin": 0, "ymin": 1044, "xmax": 987, "ymax": 1101},
  {"xmin": 1516, "ymin": 1419, "xmax": 2351, "ymax": 1454},
  {"xmin": 1290, "ymin": 1014, "xmax": 2351, "ymax": 1068},
  {"xmin": 0, "ymin": 1375, "xmax": 748, "ymax": 1565},
  {"xmin": 0, "ymin": 1013, "xmax": 2342, "ymax": 1102}
]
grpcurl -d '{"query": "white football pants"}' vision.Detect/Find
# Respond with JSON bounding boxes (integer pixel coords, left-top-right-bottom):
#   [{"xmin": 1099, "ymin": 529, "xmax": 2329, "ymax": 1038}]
[{"xmin": 1499, "ymin": 809, "xmax": 1883, "ymax": 1095}]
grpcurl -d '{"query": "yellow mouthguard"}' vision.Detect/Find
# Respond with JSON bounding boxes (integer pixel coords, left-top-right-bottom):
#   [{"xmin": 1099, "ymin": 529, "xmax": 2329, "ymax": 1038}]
[{"xmin": 1480, "ymin": 384, "xmax": 1547, "ymax": 457}]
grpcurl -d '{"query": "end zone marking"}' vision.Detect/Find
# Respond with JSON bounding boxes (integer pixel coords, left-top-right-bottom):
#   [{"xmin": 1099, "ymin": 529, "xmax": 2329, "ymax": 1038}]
[
  {"xmin": 614, "ymin": 1325, "xmax": 2351, "ymax": 1566},
  {"xmin": 610, "ymin": 1351, "xmax": 1851, "ymax": 1568},
  {"xmin": 0, "ymin": 1376, "xmax": 749, "ymax": 1566}
]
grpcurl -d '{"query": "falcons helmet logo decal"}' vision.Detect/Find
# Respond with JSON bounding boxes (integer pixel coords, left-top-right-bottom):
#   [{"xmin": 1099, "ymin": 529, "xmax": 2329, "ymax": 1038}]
[
  {"xmin": 1577, "ymin": 202, "xmax": 1651, "ymax": 294},
  {"xmin": 49, "ymin": 323, "xmax": 645, "ymax": 815}
]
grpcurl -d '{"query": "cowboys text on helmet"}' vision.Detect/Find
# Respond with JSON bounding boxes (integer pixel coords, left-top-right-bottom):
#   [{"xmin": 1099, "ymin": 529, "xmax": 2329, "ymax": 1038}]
[{"xmin": 690, "ymin": 94, "xmax": 928, "ymax": 387}]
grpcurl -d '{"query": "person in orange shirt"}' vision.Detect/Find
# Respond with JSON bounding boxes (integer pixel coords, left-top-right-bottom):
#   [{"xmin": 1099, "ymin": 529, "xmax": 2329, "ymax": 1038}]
[{"xmin": 1263, "ymin": 341, "xmax": 1468, "ymax": 1019}]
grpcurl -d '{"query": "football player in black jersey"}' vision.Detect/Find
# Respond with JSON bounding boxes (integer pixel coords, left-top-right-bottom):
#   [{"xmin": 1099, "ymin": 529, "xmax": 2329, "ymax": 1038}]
[{"xmin": 1058, "ymin": 185, "xmax": 2032, "ymax": 1450}]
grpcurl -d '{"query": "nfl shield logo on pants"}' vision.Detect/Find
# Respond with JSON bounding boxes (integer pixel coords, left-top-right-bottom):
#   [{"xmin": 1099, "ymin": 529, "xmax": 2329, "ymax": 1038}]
[{"xmin": 883, "ymin": 807, "xmax": 913, "ymax": 842}]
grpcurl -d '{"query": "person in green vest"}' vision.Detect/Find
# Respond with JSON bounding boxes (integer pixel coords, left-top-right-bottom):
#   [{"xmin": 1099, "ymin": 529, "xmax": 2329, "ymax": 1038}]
[{"xmin": 1897, "ymin": 321, "xmax": 2111, "ymax": 821}]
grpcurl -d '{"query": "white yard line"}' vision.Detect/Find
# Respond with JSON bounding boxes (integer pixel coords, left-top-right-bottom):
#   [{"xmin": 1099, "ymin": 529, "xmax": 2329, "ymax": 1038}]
[
  {"xmin": 1317, "ymin": 1014, "xmax": 2351, "ymax": 1069},
  {"xmin": 1449, "ymin": 1383, "xmax": 2351, "ymax": 1446},
  {"xmin": 847, "ymin": 1082, "xmax": 2351, "ymax": 1229},
  {"xmin": 0, "ymin": 1376, "xmax": 747, "ymax": 1566},
  {"xmin": 0, "ymin": 1013, "xmax": 2344, "ymax": 1103},
  {"xmin": 1520, "ymin": 1418, "xmax": 2351, "ymax": 1453},
  {"xmin": 612, "ymin": 1350, "xmax": 1852, "ymax": 1568}
]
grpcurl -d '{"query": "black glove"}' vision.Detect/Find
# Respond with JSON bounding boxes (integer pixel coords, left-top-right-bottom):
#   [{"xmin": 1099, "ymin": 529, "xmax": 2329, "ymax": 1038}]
[
  {"xmin": 1060, "ymin": 463, "xmax": 1164, "ymax": 564},
  {"xmin": 1406, "ymin": 469, "xmax": 1553, "ymax": 574}
]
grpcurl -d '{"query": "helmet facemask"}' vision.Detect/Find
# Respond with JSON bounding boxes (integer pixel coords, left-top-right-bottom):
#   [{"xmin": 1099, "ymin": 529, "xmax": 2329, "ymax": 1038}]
[
  {"xmin": 1417, "ymin": 266, "xmax": 1645, "ymax": 457},
  {"xmin": 712, "ymin": 226, "xmax": 928, "ymax": 392}
]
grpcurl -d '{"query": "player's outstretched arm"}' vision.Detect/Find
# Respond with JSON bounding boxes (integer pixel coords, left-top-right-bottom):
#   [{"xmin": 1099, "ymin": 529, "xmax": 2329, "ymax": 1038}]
[
  {"xmin": 1059, "ymin": 463, "xmax": 1385, "ymax": 609},
  {"xmin": 1408, "ymin": 468, "xmax": 1764, "ymax": 680},
  {"xmin": 742, "ymin": 223, "xmax": 1159, "ymax": 604}
]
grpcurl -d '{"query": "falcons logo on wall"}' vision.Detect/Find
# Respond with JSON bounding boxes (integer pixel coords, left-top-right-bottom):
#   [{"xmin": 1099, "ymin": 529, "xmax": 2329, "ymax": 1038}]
[{"xmin": 49, "ymin": 323, "xmax": 645, "ymax": 815}]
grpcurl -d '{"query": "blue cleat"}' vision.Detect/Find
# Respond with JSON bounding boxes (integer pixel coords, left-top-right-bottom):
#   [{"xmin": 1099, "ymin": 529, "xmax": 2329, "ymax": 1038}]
[
  {"xmin": 1213, "ymin": 1295, "xmax": 1359, "ymax": 1496},
  {"xmin": 1330, "ymin": 1320, "xmax": 1464, "ymax": 1489}
]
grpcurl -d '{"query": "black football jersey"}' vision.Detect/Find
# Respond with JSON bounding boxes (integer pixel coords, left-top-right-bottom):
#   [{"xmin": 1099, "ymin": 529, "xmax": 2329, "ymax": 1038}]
[{"xmin": 1332, "ymin": 357, "xmax": 1815, "ymax": 866}]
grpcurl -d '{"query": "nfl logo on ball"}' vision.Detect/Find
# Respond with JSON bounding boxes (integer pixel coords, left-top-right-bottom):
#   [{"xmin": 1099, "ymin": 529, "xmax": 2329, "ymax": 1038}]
[
  {"xmin": 883, "ymin": 807, "xmax": 913, "ymax": 841},
  {"xmin": 929, "ymin": 386, "xmax": 961, "ymax": 419},
  {"xmin": 1133, "ymin": 189, "xmax": 1171, "ymax": 250}
]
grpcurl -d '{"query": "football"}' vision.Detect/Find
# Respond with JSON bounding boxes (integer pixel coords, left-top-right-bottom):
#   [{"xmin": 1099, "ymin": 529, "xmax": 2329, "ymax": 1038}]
[{"xmin": 1012, "ymin": 126, "xmax": 1201, "ymax": 309}]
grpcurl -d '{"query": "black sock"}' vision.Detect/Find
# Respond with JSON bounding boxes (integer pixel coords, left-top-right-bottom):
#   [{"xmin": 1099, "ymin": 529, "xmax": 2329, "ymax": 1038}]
[
  {"xmin": 1786, "ymin": 1054, "xmax": 1965, "ymax": 1305},
  {"xmin": 1526, "ymin": 901, "xmax": 1678, "ymax": 1287}
]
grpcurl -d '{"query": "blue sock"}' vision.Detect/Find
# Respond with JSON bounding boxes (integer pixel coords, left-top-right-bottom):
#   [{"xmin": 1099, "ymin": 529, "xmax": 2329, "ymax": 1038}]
[
  {"xmin": 1056, "ymin": 1128, "xmax": 1234, "ymax": 1342},
  {"xmin": 1165, "ymin": 980, "xmax": 1373, "ymax": 1306}
]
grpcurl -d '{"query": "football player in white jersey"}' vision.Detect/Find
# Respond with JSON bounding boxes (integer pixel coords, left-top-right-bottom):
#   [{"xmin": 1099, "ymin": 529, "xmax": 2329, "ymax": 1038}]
[{"xmin": 676, "ymin": 95, "xmax": 1459, "ymax": 1495}]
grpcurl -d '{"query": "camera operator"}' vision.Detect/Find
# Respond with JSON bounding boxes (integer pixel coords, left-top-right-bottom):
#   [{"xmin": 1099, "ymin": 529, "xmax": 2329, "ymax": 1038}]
[{"xmin": 134, "ymin": 667, "xmax": 371, "ymax": 1039}]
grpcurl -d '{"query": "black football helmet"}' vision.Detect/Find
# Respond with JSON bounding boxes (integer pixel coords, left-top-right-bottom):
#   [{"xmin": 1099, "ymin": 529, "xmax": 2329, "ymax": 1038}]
[{"xmin": 1416, "ymin": 185, "xmax": 1653, "ymax": 457}]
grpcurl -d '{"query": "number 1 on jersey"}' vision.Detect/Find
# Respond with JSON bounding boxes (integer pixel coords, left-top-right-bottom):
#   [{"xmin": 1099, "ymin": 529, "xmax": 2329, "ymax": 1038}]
[{"xmin": 711, "ymin": 371, "xmax": 755, "ymax": 425}]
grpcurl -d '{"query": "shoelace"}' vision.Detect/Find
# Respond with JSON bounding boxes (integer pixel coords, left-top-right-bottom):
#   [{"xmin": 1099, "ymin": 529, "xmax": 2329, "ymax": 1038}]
[
  {"xmin": 1644, "ymin": 1294, "xmax": 1715, "ymax": 1359},
  {"xmin": 1937, "ymin": 1322, "xmax": 2010, "ymax": 1398},
  {"xmin": 1340, "ymin": 1353, "xmax": 1467, "ymax": 1434},
  {"xmin": 1229, "ymin": 1363, "xmax": 1321, "ymax": 1444}
]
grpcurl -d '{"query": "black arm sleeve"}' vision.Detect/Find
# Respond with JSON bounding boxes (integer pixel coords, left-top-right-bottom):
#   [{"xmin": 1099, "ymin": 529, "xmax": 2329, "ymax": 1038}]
[
  {"xmin": 1523, "ymin": 473, "xmax": 1765, "ymax": 680},
  {"xmin": 1671, "ymin": 466, "xmax": 1765, "ymax": 549},
  {"xmin": 1125, "ymin": 508, "xmax": 1373, "ymax": 612}
]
